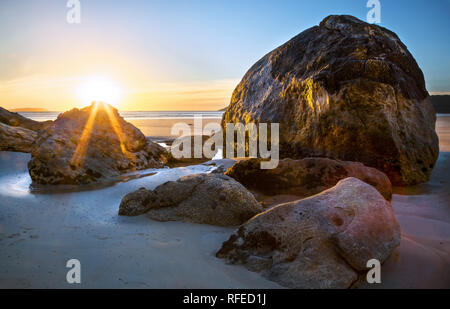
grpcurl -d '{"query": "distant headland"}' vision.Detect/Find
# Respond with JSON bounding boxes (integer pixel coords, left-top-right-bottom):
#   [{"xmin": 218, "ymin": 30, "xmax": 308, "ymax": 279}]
[{"xmin": 10, "ymin": 107, "xmax": 49, "ymax": 112}]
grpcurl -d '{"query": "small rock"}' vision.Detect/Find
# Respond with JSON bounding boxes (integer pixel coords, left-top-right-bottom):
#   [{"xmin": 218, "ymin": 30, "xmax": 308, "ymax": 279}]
[
  {"xmin": 0, "ymin": 123, "xmax": 38, "ymax": 153},
  {"xmin": 119, "ymin": 173, "xmax": 263, "ymax": 226},
  {"xmin": 225, "ymin": 157, "xmax": 392, "ymax": 200}
]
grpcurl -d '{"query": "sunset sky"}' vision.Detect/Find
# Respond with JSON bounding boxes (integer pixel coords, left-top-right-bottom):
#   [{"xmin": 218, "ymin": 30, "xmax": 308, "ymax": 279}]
[{"xmin": 0, "ymin": 0, "xmax": 449, "ymax": 111}]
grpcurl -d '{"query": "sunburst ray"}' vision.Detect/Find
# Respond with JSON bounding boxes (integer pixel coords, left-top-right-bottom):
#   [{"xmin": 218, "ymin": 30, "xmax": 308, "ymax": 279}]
[{"xmin": 70, "ymin": 102, "xmax": 100, "ymax": 168}]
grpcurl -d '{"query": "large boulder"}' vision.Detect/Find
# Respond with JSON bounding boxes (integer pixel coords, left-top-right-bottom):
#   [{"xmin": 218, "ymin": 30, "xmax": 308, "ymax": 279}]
[
  {"xmin": 216, "ymin": 178, "xmax": 401, "ymax": 289},
  {"xmin": 221, "ymin": 15, "xmax": 439, "ymax": 186},
  {"xmin": 28, "ymin": 102, "xmax": 170, "ymax": 185},
  {"xmin": 119, "ymin": 173, "xmax": 263, "ymax": 226},
  {"xmin": 0, "ymin": 107, "xmax": 52, "ymax": 131},
  {"xmin": 225, "ymin": 157, "xmax": 392, "ymax": 200},
  {"xmin": 0, "ymin": 122, "xmax": 37, "ymax": 153}
]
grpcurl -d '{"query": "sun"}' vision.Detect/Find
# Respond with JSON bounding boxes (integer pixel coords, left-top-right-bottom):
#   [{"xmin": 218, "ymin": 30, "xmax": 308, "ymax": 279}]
[{"xmin": 77, "ymin": 76, "xmax": 123, "ymax": 108}]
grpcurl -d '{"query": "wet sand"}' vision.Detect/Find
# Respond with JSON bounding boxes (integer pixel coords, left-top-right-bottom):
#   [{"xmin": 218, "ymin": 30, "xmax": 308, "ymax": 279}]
[
  {"xmin": 0, "ymin": 153, "xmax": 280, "ymax": 288},
  {"xmin": 374, "ymin": 115, "xmax": 450, "ymax": 288},
  {"xmin": 0, "ymin": 116, "xmax": 449, "ymax": 288},
  {"xmin": 128, "ymin": 118, "xmax": 221, "ymax": 140},
  {"xmin": 436, "ymin": 115, "xmax": 450, "ymax": 151}
]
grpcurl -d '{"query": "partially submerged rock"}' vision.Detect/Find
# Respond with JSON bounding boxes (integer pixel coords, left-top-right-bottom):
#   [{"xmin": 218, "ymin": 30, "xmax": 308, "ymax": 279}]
[
  {"xmin": 216, "ymin": 177, "xmax": 401, "ymax": 289},
  {"xmin": 28, "ymin": 102, "xmax": 170, "ymax": 185},
  {"xmin": 0, "ymin": 107, "xmax": 52, "ymax": 131},
  {"xmin": 0, "ymin": 122, "xmax": 37, "ymax": 153},
  {"xmin": 119, "ymin": 173, "xmax": 263, "ymax": 226},
  {"xmin": 225, "ymin": 157, "xmax": 392, "ymax": 200},
  {"xmin": 221, "ymin": 15, "xmax": 439, "ymax": 185}
]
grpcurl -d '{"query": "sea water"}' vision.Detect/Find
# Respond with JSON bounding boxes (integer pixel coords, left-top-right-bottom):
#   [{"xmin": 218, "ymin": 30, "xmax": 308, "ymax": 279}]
[{"xmin": 19, "ymin": 111, "xmax": 224, "ymax": 122}]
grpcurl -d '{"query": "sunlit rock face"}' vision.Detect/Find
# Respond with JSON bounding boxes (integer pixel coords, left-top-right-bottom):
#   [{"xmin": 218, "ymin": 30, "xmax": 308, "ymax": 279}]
[
  {"xmin": 216, "ymin": 177, "xmax": 401, "ymax": 289},
  {"xmin": 28, "ymin": 102, "xmax": 169, "ymax": 185},
  {"xmin": 222, "ymin": 15, "xmax": 439, "ymax": 185}
]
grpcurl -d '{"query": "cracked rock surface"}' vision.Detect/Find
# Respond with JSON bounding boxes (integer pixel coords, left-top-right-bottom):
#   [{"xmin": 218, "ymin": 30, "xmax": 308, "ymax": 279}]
[{"xmin": 216, "ymin": 177, "xmax": 401, "ymax": 289}]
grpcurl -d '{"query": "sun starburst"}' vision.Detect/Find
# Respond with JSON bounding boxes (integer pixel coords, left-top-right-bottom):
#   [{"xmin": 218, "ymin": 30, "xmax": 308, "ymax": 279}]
[{"xmin": 70, "ymin": 101, "xmax": 134, "ymax": 171}]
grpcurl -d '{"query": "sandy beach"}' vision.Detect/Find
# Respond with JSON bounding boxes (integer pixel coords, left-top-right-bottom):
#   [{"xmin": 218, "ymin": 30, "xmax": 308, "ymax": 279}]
[
  {"xmin": 128, "ymin": 118, "xmax": 221, "ymax": 140},
  {"xmin": 0, "ymin": 116, "xmax": 449, "ymax": 288}
]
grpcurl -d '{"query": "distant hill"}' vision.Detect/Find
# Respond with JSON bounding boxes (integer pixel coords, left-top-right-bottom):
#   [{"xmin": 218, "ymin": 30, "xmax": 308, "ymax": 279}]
[
  {"xmin": 10, "ymin": 107, "xmax": 49, "ymax": 112},
  {"xmin": 431, "ymin": 95, "xmax": 450, "ymax": 114}
]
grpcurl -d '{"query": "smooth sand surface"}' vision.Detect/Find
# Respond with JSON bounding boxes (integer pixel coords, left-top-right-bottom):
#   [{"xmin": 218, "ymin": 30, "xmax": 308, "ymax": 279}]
[{"xmin": 0, "ymin": 116, "xmax": 449, "ymax": 288}]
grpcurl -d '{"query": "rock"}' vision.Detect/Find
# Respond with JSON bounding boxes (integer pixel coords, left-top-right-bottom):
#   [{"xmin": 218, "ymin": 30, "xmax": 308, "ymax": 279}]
[
  {"xmin": 119, "ymin": 188, "xmax": 153, "ymax": 216},
  {"xmin": 28, "ymin": 102, "xmax": 170, "ymax": 185},
  {"xmin": 216, "ymin": 177, "xmax": 401, "ymax": 289},
  {"xmin": 0, "ymin": 107, "xmax": 52, "ymax": 131},
  {"xmin": 119, "ymin": 173, "xmax": 263, "ymax": 226},
  {"xmin": 225, "ymin": 157, "xmax": 392, "ymax": 200},
  {"xmin": 221, "ymin": 15, "xmax": 439, "ymax": 186},
  {"xmin": 0, "ymin": 122, "xmax": 38, "ymax": 153}
]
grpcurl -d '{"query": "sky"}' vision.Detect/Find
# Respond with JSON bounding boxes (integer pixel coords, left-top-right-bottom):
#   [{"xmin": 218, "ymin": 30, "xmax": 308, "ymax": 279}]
[{"xmin": 0, "ymin": 0, "xmax": 449, "ymax": 111}]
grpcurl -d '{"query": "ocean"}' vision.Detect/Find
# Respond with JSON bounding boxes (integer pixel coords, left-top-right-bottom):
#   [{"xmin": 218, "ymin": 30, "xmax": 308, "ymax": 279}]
[
  {"xmin": 18, "ymin": 111, "xmax": 224, "ymax": 139},
  {"xmin": 18, "ymin": 111, "xmax": 450, "ymax": 141},
  {"xmin": 20, "ymin": 111, "xmax": 449, "ymax": 122},
  {"xmin": 18, "ymin": 111, "xmax": 224, "ymax": 122}
]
